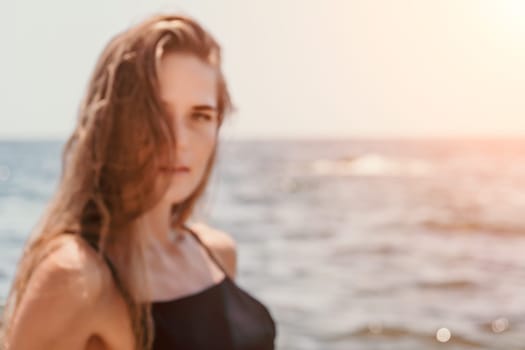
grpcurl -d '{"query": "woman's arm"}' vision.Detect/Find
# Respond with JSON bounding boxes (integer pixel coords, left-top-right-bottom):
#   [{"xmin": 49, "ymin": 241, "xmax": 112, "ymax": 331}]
[{"xmin": 6, "ymin": 237, "xmax": 108, "ymax": 350}]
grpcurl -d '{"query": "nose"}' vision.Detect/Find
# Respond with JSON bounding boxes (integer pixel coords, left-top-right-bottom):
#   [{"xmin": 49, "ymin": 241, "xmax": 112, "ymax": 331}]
[{"xmin": 173, "ymin": 121, "xmax": 189, "ymax": 151}]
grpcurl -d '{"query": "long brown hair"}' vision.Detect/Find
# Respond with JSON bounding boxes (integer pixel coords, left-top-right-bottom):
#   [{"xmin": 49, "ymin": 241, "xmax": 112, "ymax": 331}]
[{"xmin": 1, "ymin": 14, "xmax": 233, "ymax": 350}]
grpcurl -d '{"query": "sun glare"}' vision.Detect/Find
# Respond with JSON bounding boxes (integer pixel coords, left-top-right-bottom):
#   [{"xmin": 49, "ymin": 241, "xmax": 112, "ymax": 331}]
[{"xmin": 479, "ymin": 0, "xmax": 525, "ymax": 40}]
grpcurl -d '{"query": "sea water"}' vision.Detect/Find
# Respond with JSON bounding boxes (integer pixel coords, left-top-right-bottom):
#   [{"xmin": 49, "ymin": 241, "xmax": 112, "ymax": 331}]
[{"xmin": 1, "ymin": 138, "xmax": 524, "ymax": 350}]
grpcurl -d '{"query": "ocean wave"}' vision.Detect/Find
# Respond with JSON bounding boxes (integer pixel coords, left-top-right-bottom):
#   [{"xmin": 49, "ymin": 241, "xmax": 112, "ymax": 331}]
[
  {"xmin": 422, "ymin": 219, "xmax": 525, "ymax": 236},
  {"xmin": 310, "ymin": 154, "xmax": 433, "ymax": 177},
  {"xmin": 416, "ymin": 279, "xmax": 478, "ymax": 290},
  {"xmin": 322, "ymin": 323, "xmax": 485, "ymax": 348}
]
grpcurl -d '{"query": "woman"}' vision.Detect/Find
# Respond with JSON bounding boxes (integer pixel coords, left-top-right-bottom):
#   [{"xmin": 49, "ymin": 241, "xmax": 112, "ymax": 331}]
[{"xmin": 1, "ymin": 14, "xmax": 276, "ymax": 350}]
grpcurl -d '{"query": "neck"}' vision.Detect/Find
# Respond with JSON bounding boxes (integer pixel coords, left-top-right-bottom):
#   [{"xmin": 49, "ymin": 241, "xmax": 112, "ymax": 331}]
[{"xmin": 139, "ymin": 198, "xmax": 187, "ymax": 248}]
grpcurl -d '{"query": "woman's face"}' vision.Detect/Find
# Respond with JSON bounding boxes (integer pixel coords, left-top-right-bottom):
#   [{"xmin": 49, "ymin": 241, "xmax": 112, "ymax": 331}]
[{"xmin": 157, "ymin": 52, "xmax": 219, "ymax": 204}]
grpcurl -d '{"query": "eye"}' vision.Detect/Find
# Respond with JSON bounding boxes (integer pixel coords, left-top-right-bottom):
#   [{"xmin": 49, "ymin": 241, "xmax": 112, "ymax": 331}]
[{"xmin": 192, "ymin": 112, "xmax": 213, "ymax": 122}]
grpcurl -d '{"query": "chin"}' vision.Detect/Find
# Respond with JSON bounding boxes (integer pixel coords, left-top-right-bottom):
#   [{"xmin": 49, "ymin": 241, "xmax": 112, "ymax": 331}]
[
  {"xmin": 165, "ymin": 187, "xmax": 194, "ymax": 205},
  {"xmin": 166, "ymin": 194, "xmax": 189, "ymax": 206},
  {"xmin": 163, "ymin": 176, "xmax": 203, "ymax": 205}
]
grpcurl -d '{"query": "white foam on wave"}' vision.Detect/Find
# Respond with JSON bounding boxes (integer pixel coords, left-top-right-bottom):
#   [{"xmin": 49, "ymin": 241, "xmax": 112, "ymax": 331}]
[{"xmin": 310, "ymin": 154, "xmax": 433, "ymax": 177}]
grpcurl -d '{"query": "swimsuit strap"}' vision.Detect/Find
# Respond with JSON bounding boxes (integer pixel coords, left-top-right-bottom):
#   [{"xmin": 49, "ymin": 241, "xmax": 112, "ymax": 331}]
[
  {"xmin": 66, "ymin": 225, "xmax": 227, "ymax": 283},
  {"xmin": 182, "ymin": 224, "xmax": 228, "ymax": 275},
  {"xmin": 63, "ymin": 228, "xmax": 122, "ymax": 292}
]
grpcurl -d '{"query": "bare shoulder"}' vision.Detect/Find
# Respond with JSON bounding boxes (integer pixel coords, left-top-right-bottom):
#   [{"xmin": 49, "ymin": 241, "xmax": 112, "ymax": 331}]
[
  {"xmin": 21, "ymin": 234, "xmax": 113, "ymax": 310},
  {"xmin": 189, "ymin": 222, "xmax": 237, "ymax": 279},
  {"xmin": 6, "ymin": 234, "xmax": 112, "ymax": 348},
  {"xmin": 189, "ymin": 222, "xmax": 237, "ymax": 250},
  {"xmin": 40, "ymin": 234, "xmax": 113, "ymax": 296}
]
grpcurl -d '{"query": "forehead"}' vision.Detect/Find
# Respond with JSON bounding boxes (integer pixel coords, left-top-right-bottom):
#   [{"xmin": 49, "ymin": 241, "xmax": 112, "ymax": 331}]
[{"xmin": 157, "ymin": 52, "xmax": 218, "ymax": 108}]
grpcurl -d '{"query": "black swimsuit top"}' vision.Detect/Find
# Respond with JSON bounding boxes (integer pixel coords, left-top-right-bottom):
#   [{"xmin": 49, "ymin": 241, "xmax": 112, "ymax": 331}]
[
  {"xmin": 150, "ymin": 226, "xmax": 276, "ymax": 350},
  {"xmin": 78, "ymin": 226, "xmax": 277, "ymax": 350}
]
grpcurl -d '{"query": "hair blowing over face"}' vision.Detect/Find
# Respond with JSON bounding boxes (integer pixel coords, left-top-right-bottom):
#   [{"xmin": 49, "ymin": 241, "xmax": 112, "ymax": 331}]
[{"xmin": 1, "ymin": 14, "xmax": 233, "ymax": 350}]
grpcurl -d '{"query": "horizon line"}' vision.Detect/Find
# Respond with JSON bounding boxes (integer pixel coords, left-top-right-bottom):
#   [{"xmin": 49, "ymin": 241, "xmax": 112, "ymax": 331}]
[{"xmin": 1, "ymin": 134, "xmax": 525, "ymax": 142}]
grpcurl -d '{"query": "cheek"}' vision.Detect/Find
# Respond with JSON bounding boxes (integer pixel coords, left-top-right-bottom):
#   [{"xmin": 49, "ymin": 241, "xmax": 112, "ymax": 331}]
[{"xmin": 197, "ymin": 129, "xmax": 217, "ymax": 162}]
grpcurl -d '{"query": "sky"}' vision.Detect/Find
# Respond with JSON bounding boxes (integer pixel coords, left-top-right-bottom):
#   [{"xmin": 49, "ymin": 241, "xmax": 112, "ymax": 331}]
[{"xmin": 1, "ymin": 0, "xmax": 524, "ymax": 140}]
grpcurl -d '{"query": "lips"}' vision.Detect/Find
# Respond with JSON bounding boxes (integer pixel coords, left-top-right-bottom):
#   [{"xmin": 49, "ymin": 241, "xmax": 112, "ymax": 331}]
[{"xmin": 160, "ymin": 166, "xmax": 190, "ymax": 172}]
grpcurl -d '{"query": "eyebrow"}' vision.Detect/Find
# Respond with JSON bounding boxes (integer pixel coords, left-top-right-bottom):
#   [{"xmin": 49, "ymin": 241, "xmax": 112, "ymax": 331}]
[
  {"xmin": 160, "ymin": 101, "xmax": 218, "ymax": 113},
  {"xmin": 193, "ymin": 104, "xmax": 218, "ymax": 112}
]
